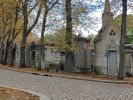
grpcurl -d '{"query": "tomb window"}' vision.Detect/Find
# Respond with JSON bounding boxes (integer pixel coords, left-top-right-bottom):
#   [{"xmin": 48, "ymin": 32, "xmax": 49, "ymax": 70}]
[{"xmin": 110, "ymin": 30, "xmax": 115, "ymax": 36}]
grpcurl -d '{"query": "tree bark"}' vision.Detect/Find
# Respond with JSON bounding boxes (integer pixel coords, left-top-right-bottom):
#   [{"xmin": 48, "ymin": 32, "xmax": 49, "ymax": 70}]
[
  {"xmin": 9, "ymin": 44, "xmax": 16, "ymax": 66},
  {"xmin": 37, "ymin": 0, "xmax": 58, "ymax": 70},
  {"xmin": 19, "ymin": 0, "xmax": 41, "ymax": 68},
  {"xmin": 37, "ymin": 7, "xmax": 48, "ymax": 70},
  {"xmin": 0, "ymin": 43, "xmax": 4, "ymax": 64},
  {"xmin": 3, "ymin": 36, "xmax": 11, "ymax": 65},
  {"xmin": 19, "ymin": 36, "xmax": 27, "ymax": 67},
  {"xmin": 65, "ymin": 0, "xmax": 75, "ymax": 72},
  {"xmin": 19, "ymin": 0, "xmax": 28, "ymax": 68},
  {"xmin": 117, "ymin": 0, "xmax": 127, "ymax": 80},
  {"xmin": 3, "ymin": 44, "xmax": 9, "ymax": 65}
]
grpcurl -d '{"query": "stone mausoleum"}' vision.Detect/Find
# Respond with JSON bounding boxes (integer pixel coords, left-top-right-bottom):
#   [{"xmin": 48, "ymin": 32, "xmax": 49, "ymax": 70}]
[{"xmin": 94, "ymin": 0, "xmax": 133, "ymax": 76}]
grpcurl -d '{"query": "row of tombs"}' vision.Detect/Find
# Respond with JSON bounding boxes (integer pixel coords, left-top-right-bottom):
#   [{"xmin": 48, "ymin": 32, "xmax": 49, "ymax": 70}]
[
  {"xmin": 3, "ymin": 0, "xmax": 133, "ymax": 76},
  {"xmin": 4, "ymin": 37, "xmax": 133, "ymax": 76},
  {"xmin": 8, "ymin": 37, "xmax": 91, "ymax": 72},
  {"xmin": 1, "ymin": 0, "xmax": 133, "ymax": 76}
]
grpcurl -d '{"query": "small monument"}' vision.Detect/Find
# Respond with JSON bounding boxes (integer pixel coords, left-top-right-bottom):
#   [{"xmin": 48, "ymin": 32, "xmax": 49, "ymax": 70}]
[{"xmin": 94, "ymin": 0, "xmax": 120, "ymax": 76}]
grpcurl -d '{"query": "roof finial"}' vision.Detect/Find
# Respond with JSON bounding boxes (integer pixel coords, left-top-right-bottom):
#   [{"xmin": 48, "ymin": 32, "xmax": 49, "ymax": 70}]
[{"xmin": 104, "ymin": 0, "xmax": 111, "ymax": 13}]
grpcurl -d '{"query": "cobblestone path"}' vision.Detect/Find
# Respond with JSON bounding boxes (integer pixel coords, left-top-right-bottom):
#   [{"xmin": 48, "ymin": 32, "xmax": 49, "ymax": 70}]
[{"xmin": 0, "ymin": 68, "xmax": 133, "ymax": 100}]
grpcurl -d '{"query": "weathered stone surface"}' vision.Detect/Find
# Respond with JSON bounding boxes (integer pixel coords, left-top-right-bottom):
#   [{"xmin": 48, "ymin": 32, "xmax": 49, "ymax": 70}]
[
  {"xmin": 94, "ymin": 0, "xmax": 133, "ymax": 76},
  {"xmin": 94, "ymin": 0, "xmax": 120, "ymax": 76}
]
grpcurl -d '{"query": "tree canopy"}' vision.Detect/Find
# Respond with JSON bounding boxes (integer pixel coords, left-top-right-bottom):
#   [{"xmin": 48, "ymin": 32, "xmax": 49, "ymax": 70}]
[{"xmin": 113, "ymin": 15, "xmax": 133, "ymax": 44}]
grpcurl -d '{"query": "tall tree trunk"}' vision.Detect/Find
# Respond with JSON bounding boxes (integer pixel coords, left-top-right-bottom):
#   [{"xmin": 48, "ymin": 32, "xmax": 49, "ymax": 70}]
[
  {"xmin": 19, "ymin": 0, "xmax": 41, "ymax": 68},
  {"xmin": 2, "ymin": 28, "xmax": 12, "ymax": 65},
  {"xmin": 65, "ymin": 0, "xmax": 74, "ymax": 72},
  {"xmin": 19, "ymin": 33, "xmax": 27, "ymax": 67},
  {"xmin": 3, "ymin": 44, "xmax": 9, "ymax": 65},
  {"xmin": 9, "ymin": 44, "xmax": 16, "ymax": 66},
  {"xmin": 0, "ymin": 43, "xmax": 4, "ymax": 64},
  {"xmin": 37, "ymin": 7, "xmax": 48, "ymax": 70},
  {"xmin": 37, "ymin": 0, "xmax": 58, "ymax": 70},
  {"xmin": 0, "ymin": 0, "xmax": 21, "ymax": 65},
  {"xmin": 19, "ymin": 0, "xmax": 28, "ymax": 68},
  {"xmin": 19, "ymin": 14, "xmax": 28, "ymax": 68},
  {"xmin": 117, "ymin": 0, "xmax": 127, "ymax": 80},
  {"xmin": 3, "ymin": 40, "xmax": 10, "ymax": 65}
]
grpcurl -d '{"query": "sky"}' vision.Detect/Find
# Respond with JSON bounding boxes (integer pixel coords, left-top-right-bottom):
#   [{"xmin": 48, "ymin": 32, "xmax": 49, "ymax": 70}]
[
  {"xmin": 32, "ymin": 0, "xmax": 104, "ymax": 37},
  {"xmin": 82, "ymin": 0, "xmax": 133, "ymax": 37},
  {"xmin": 82, "ymin": 11, "xmax": 102, "ymax": 36},
  {"xmin": 32, "ymin": 0, "xmax": 133, "ymax": 37}
]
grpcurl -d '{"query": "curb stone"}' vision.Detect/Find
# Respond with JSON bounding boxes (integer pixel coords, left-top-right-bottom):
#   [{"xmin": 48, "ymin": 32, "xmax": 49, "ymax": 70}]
[
  {"xmin": 0, "ymin": 85, "xmax": 51, "ymax": 100},
  {"xmin": 0, "ymin": 66, "xmax": 132, "ymax": 84}
]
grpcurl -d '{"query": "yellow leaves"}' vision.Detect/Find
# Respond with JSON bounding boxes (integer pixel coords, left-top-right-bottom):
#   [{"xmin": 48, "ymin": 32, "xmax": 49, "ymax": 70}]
[
  {"xmin": 15, "ymin": 32, "xmax": 40, "ymax": 45},
  {"xmin": 44, "ymin": 27, "xmax": 78, "ymax": 53},
  {"xmin": 0, "ymin": 0, "xmax": 16, "ymax": 10},
  {"xmin": 27, "ymin": 33, "xmax": 39, "ymax": 43},
  {"xmin": 0, "ymin": 0, "xmax": 20, "ymax": 34},
  {"xmin": 37, "ymin": 0, "xmax": 46, "ymax": 7},
  {"xmin": 15, "ymin": 20, "xmax": 38, "ymax": 44},
  {"xmin": 113, "ymin": 14, "xmax": 133, "ymax": 31},
  {"xmin": 79, "ymin": 7, "xmax": 86, "ymax": 14},
  {"xmin": 0, "ymin": 1, "xmax": 16, "ymax": 23},
  {"xmin": 56, "ymin": 28, "xmax": 77, "ymax": 52},
  {"xmin": 0, "ymin": 0, "xmax": 16, "ymax": 3}
]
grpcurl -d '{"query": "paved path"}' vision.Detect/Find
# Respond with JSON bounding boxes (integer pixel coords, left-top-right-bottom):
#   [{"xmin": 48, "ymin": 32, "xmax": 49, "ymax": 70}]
[{"xmin": 0, "ymin": 68, "xmax": 133, "ymax": 100}]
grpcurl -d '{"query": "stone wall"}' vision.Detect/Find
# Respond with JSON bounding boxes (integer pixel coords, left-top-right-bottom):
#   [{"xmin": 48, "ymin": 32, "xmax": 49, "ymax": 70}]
[
  {"xmin": 75, "ymin": 38, "xmax": 91, "ymax": 72},
  {"xmin": 11, "ymin": 37, "xmax": 91, "ymax": 72},
  {"xmin": 125, "ymin": 48, "xmax": 133, "ymax": 74},
  {"xmin": 94, "ymin": 26, "xmax": 120, "ymax": 76}
]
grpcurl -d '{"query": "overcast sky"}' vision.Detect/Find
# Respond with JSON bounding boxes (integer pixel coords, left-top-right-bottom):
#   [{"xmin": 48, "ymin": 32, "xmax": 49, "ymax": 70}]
[
  {"xmin": 82, "ymin": 0, "xmax": 133, "ymax": 37},
  {"xmin": 32, "ymin": 0, "xmax": 133, "ymax": 37}
]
